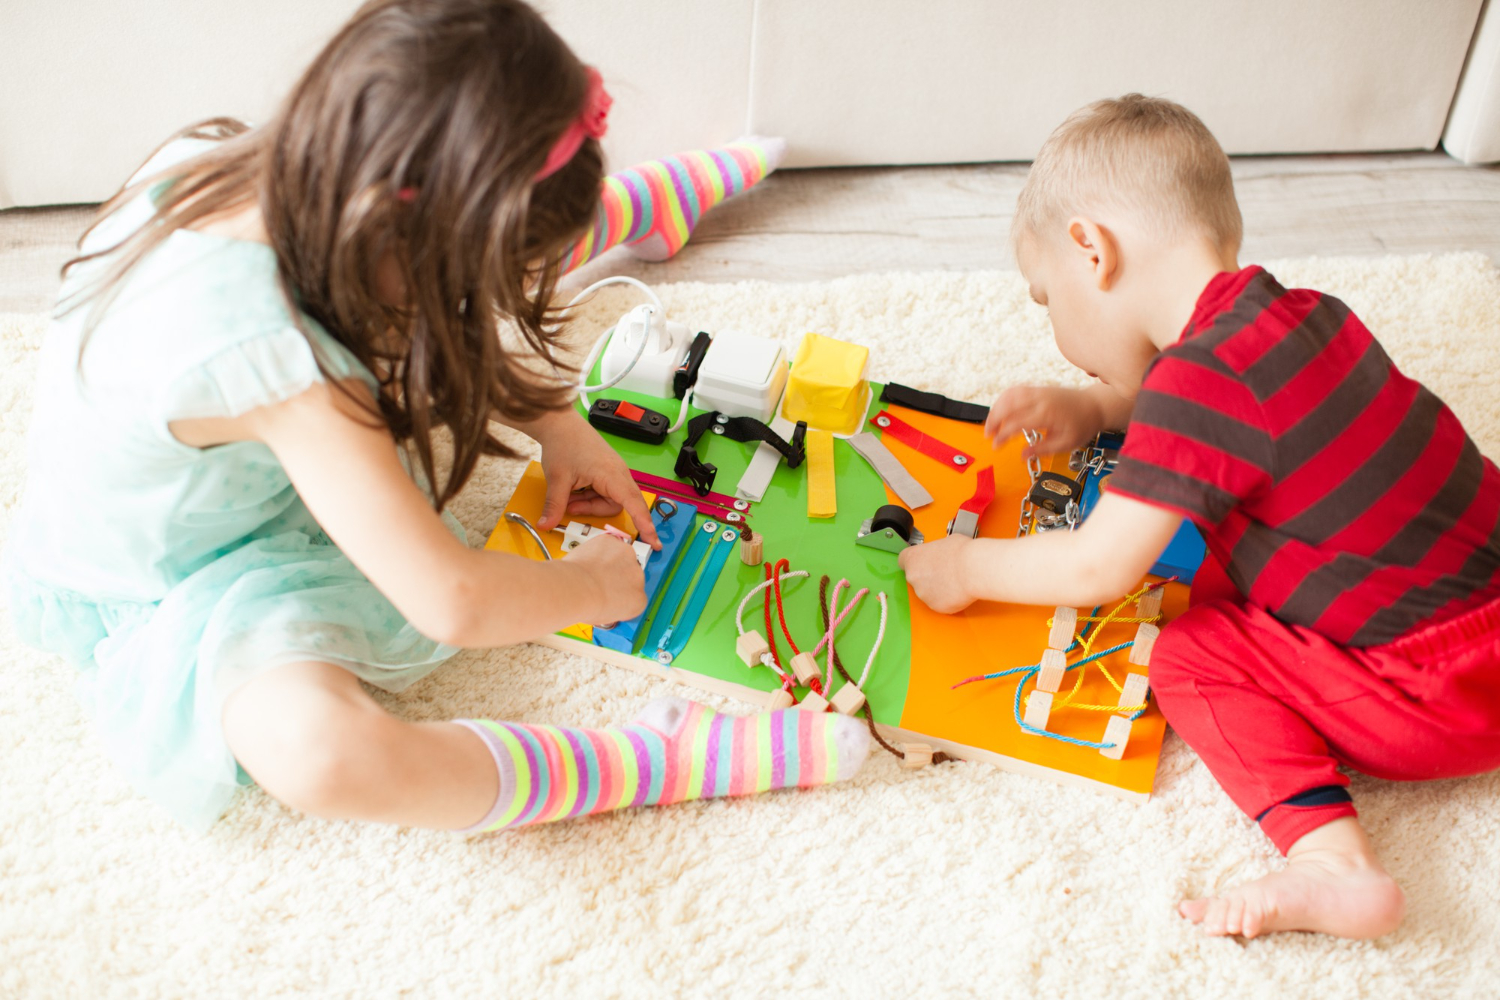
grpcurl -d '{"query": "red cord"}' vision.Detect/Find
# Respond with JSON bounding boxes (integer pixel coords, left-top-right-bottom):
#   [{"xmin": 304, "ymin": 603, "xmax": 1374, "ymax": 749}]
[
  {"xmin": 762, "ymin": 563, "xmax": 781, "ymax": 668},
  {"xmin": 770, "ymin": 558, "xmax": 799, "ymax": 654}
]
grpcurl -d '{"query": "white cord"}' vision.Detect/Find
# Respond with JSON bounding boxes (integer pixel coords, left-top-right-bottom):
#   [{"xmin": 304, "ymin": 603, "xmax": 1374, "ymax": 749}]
[
  {"xmin": 857, "ymin": 592, "xmax": 889, "ymax": 689},
  {"xmin": 564, "ymin": 275, "xmax": 667, "ymax": 410},
  {"xmin": 734, "ymin": 571, "xmax": 810, "ymax": 634},
  {"xmin": 734, "ymin": 571, "xmax": 809, "ymax": 681},
  {"xmin": 564, "ymin": 273, "xmax": 664, "ymax": 320}
]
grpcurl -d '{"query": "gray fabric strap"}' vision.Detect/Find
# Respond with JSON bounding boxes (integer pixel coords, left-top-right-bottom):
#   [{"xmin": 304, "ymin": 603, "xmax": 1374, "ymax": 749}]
[
  {"xmin": 847, "ymin": 432, "xmax": 934, "ymax": 509},
  {"xmin": 735, "ymin": 413, "xmax": 798, "ymax": 502}
]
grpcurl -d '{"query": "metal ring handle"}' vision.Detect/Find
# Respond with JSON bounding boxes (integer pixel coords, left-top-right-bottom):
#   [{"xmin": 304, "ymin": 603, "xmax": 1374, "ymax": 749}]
[{"xmin": 504, "ymin": 512, "xmax": 553, "ymax": 561}]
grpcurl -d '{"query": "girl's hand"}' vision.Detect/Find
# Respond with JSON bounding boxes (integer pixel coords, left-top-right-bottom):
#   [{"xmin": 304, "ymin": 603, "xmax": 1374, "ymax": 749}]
[
  {"xmin": 529, "ymin": 409, "xmax": 662, "ymax": 548},
  {"xmin": 984, "ymin": 385, "xmax": 1105, "ymax": 458},
  {"xmin": 565, "ymin": 533, "xmax": 649, "ymax": 624},
  {"xmin": 898, "ymin": 534, "xmax": 979, "ymax": 615}
]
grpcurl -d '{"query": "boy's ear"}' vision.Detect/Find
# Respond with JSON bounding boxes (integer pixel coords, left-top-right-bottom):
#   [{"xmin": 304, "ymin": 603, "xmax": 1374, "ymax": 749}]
[{"xmin": 1065, "ymin": 216, "xmax": 1119, "ymax": 291}]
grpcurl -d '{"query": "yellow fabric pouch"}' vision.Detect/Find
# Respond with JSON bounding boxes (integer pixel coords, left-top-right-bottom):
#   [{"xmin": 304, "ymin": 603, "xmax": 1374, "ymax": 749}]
[{"xmin": 780, "ymin": 333, "xmax": 870, "ymax": 435}]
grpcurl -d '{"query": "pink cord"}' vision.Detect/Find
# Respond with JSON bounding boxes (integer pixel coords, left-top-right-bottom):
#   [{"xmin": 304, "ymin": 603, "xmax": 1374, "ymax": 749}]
[{"xmin": 814, "ymin": 579, "xmax": 867, "ymax": 692}]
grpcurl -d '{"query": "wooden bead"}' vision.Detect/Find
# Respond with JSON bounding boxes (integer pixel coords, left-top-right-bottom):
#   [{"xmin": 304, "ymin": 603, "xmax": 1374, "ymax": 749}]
[
  {"xmin": 1128, "ymin": 623, "xmax": 1160, "ymax": 666},
  {"xmin": 1048, "ymin": 606, "xmax": 1078, "ymax": 650},
  {"xmin": 739, "ymin": 534, "xmax": 764, "ymax": 566},
  {"xmin": 736, "ymin": 630, "xmax": 770, "ymax": 667},
  {"xmin": 1100, "ymin": 715, "xmax": 1133, "ymax": 760},
  {"xmin": 797, "ymin": 691, "xmax": 830, "ymax": 713},
  {"xmin": 765, "ymin": 688, "xmax": 795, "ymax": 711},
  {"xmin": 830, "ymin": 682, "xmax": 866, "ymax": 716},
  {"xmin": 1023, "ymin": 690, "xmax": 1053, "ymax": 731},
  {"xmin": 900, "ymin": 743, "xmax": 934, "ymax": 769},
  {"xmin": 1118, "ymin": 672, "xmax": 1150, "ymax": 711},
  {"xmin": 790, "ymin": 650, "xmax": 821, "ymax": 685},
  {"xmin": 1036, "ymin": 648, "xmax": 1068, "ymax": 693},
  {"xmin": 1136, "ymin": 588, "xmax": 1163, "ymax": 619}
]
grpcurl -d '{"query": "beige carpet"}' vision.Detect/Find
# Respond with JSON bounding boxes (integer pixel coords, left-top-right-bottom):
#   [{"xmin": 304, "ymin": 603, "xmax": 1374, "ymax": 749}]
[{"xmin": 3, "ymin": 255, "xmax": 1499, "ymax": 999}]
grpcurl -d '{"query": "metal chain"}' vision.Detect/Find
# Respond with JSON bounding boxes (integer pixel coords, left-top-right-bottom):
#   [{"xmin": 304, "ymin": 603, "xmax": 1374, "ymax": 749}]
[
  {"xmin": 1022, "ymin": 429, "xmax": 1043, "ymax": 483},
  {"xmin": 1018, "ymin": 429, "xmax": 1044, "ymax": 537}
]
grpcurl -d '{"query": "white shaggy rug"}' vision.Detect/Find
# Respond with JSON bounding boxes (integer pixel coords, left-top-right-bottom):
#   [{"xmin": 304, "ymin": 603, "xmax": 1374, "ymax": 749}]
[{"xmin": 3, "ymin": 255, "xmax": 1499, "ymax": 999}]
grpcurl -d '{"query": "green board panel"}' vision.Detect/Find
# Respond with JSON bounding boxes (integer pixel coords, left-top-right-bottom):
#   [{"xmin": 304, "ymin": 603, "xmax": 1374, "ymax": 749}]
[{"xmin": 578, "ymin": 380, "xmax": 910, "ymax": 726}]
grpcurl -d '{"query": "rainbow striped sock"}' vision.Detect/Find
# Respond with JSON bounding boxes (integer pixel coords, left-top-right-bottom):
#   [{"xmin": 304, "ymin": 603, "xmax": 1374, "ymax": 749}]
[
  {"xmin": 453, "ymin": 695, "xmax": 867, "ymax": 833},
  {"xmin": 561, "ymin": 136, "xmax": 787, "ymax": 271}
]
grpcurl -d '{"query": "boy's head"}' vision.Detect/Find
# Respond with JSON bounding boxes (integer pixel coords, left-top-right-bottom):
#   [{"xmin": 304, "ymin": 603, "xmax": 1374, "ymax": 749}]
[{"xmin": 1013, "ymin": 95, "xmax": 1242, "ymax": 389}]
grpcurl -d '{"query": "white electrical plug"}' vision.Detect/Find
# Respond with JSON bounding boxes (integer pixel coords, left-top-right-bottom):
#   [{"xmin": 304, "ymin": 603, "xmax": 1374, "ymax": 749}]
[{"xmin": 598, "ymin": 304, "xmax": 691, "ymax": 399}]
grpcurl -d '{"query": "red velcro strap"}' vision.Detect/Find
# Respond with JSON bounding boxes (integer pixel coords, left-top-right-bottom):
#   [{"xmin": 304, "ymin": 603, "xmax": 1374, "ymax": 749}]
[
  {"xmin": 870, "ymin": 410, "xmax": 974, "ymax": 470},
  {"xmin": 615, "ymin": 401, "xmax": 646, "ymax": 422},
  {"xmin": 959, "ymin": 465, "xmax": 996, "ymax": 514}
]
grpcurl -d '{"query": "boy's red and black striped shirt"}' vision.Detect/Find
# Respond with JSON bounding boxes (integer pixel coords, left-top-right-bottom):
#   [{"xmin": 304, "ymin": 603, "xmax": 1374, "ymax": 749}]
[{"xmin": 1108, "ymin": 266, "xmax": 1500, "ymax": 646}]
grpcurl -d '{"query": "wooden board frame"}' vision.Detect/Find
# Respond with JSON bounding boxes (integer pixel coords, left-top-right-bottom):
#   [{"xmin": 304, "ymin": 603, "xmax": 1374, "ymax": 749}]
[{"xmin": 488, "ymin": 375, "xmax": 1187, "ymax": 801}]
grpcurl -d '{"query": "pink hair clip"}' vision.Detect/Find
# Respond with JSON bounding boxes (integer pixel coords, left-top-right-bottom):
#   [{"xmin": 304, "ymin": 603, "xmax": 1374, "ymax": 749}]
[
  {"xmin": 535, "ymin": 66, "xmax": 612, "ymax": 181},
  {"xmin": 395, "ymin": 68, "xmax": 609, "ymax": 201}
]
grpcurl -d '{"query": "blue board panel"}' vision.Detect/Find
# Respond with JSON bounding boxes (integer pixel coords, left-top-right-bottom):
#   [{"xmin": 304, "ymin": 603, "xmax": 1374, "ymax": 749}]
[
  {"xmin": 1076, "ymin": 432, "xmax": 1206, "ymax": 585},
  {"xmin": 591, "ymin": 500, "xmax": 697, "ymax": 654}
]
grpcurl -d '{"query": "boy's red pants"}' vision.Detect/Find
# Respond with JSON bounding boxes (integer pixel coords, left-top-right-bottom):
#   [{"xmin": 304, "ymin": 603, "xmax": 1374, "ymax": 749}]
[{"xmin": 1151, "ymin": 555, "xmax": 1500, "ymax": 854}]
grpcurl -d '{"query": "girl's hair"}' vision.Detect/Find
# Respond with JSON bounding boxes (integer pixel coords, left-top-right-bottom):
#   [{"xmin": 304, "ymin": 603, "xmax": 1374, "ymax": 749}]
[{"xmin": 62, "ymin": 0, "xmax": 603, "ymax": 510}]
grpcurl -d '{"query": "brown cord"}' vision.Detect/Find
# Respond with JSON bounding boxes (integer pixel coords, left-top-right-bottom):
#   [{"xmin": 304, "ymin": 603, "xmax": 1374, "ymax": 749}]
[{"xmin": 817, "ymin": 576, "xmax": 953, "ymax": 766}]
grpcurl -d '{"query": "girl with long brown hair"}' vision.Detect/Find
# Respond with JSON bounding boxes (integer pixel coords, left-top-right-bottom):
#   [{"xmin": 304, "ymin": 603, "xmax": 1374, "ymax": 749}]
[{"xmin": 4, "ymin": 0, "xmax": 866, "ymax": 833}]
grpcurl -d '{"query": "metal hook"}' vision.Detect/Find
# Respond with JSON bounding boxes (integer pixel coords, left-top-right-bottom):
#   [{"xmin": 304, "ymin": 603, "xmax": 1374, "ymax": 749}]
[{"xmin": 651, "ymin": 497, "xmax": 679, "ymax": 521}]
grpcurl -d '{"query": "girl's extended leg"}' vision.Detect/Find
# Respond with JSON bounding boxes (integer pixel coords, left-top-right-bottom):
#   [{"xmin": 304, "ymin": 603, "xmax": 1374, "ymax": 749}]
[
  {"xmin": 222, "ymin": 660, "xmax": 869, "ymax": 831},
  {"xmin": 222, "ymin": 660, "xmax": 497, "ymax": 828},
  {"xmin": 561, "ymin": 137, "xmax": 786, "ymax": 272}
]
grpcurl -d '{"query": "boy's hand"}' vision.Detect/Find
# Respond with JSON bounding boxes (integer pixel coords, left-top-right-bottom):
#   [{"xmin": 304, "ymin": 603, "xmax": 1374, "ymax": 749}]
[
  {"xmin": 898, "ymin": 535, "xmax": 979, "ymax": 614},
  {"xmin": 564, "ymin": 532, "xmax": 648, "ymax": 624},
  {"xmin": 985, "ymin": 385, "xmax": 1106, "ymax": 458}
]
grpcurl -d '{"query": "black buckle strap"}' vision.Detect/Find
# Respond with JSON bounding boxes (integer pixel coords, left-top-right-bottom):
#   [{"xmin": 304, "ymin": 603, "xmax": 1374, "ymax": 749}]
[
  {"xmin": 675, "ymin": 411, "xmax": 808, "ymax": 496},
  {"xmin": 879, "ymin": 382, "xmax": 988, "ymax": 424}
]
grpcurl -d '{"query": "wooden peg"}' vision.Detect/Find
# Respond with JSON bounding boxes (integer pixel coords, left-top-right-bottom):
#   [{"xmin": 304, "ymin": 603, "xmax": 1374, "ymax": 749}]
[
  {"xmin": 901, "ymin": 743, "xmax": 934, "ymax": 769},
  {"xmin": 736, "ymin": 630, "xmax": 770, "ymax": 667},
  {"xmin": 1100, "ymin": 715, "xmax": 1133, "ymax": 760},
  {"xmin": 1128, "ymin": 623, "xmax": 1160, "ymax": 666},
  {"xmin": 830, "ymin": 682, "xmax": 866, "ymax": 716},
  {"xmin": 766, "ymin": 688, "xmax": 795, "ymax": 711},
  {"xmin": 797, "ymin": 691, "xmax": 830, "ymax": 713},
  {"xmin": 1118, "ymin": 672, "xmax": 1150, "ymax": 710},
  {"xmin": 1048, "ymin": 606, "xmax": 1078, "ymax": 650},
  {"xmin": 1023, "ymin": 690, "xmax": 1053, "ymax": 731},
  {"xmin": 1037, "ymin": 648, "xmax": 1068, "ymax": 693},
  {"xmin": 739, "ymin": 533, "xmax": 764, "ymax": 566},
  {"xmin": 790, "ymin": 650, "xmax": 821, "ymax": 685},
  {"xmin": 1137, "ymin": 587, "xmax": 1163, "ymax": 619}
]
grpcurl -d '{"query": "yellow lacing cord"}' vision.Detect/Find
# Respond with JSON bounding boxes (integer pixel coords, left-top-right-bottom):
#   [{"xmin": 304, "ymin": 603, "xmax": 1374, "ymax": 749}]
[
  {"xmin": 1048, "ymin": 582, "xmax": 1163, "ymax": 710},
  {"xmin": 1052, "ymin": 699, "xmax": 1150, "ymax": 714}
]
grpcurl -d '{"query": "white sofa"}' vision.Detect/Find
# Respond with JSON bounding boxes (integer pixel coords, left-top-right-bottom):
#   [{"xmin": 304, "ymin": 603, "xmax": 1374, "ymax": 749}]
[{"xmin": 2, "ymin": 0, "xmax": 1497, "ymax": 209}]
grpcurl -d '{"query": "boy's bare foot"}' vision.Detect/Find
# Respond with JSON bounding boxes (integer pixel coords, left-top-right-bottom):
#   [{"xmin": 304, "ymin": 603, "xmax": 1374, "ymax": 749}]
[{"xmin": 1179, "ymin": 817, "xmax": 1405, "ymax": 939}]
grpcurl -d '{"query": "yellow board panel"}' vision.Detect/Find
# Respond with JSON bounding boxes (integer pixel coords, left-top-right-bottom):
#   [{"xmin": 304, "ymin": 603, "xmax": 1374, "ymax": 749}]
[{"xmin": 482, "ymin": 461, "xmax": 653, "ymax": 643}]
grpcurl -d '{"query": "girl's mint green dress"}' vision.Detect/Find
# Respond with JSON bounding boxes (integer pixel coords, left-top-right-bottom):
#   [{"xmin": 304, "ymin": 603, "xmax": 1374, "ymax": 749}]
[{"xmin": 3, "ymin": 140, "xmax": 462, "ymax": 830}]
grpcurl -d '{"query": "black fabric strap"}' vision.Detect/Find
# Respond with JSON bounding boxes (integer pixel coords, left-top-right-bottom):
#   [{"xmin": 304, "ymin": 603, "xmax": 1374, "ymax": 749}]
[{"xmin": 879, "ymin": 382, "xmax": 989, "ymax": 424}]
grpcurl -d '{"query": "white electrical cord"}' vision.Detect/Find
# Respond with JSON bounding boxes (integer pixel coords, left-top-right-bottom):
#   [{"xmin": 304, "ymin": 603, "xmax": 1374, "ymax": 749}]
[{"xmin": 564, "ymin": 274, "xmax": 693, "ymax": 432}]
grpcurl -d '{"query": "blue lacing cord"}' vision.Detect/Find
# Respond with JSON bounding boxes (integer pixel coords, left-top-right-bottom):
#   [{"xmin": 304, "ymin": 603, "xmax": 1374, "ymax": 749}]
[
  {"xmin": 950, "ymin": 607, "xmax": 1149, "ymax": 749},
  {"xmin": 1010, "ymin": 640, "xmax": 1137, "ymax": 748}
]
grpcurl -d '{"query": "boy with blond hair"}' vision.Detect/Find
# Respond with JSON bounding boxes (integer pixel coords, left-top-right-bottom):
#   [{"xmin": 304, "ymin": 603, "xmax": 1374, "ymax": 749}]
[{"xmin": 900, "ymin": 94, "xmax": 1500, "ymax": 940}]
